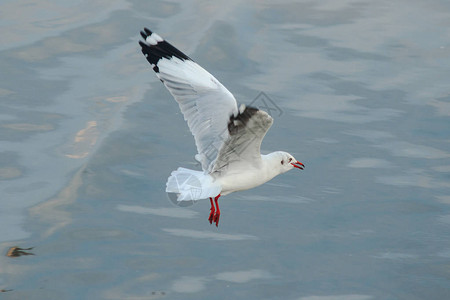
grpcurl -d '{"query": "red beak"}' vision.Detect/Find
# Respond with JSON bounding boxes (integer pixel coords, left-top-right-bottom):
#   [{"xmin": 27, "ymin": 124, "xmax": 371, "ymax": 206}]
[{"xmin": 291, "ymin": 161, "xmax": 305, "ymax": 170}]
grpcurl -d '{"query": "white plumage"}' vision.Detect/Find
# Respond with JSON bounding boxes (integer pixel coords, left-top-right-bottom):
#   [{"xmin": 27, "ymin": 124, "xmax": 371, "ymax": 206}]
[{"xmin": 139, "ymin": 28, "xmax": 304, "ymax": 226}]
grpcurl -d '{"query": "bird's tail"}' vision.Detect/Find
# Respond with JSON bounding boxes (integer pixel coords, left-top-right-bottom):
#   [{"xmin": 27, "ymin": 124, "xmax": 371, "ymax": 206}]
[{"xmin": 166, "ymin": 167, "xmax": 221, "ymax": 201}]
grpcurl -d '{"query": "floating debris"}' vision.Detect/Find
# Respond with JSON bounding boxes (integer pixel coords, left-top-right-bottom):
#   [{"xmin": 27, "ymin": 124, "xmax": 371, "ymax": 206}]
[
  {"xmin": 6, "ymin": 246, "xmax": 34, "ymax": 257},
  {"xmin": 151, "ymin": 291, "xmax": 166, "ymax": 296},
  {"xmin": 1, "ymin": 289, "xmax": 13, "ymax": 292}
]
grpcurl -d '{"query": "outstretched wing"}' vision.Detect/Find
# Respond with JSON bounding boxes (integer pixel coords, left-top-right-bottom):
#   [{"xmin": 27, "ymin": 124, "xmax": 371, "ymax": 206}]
[
  {"xmin": 212, "ymin": 106, "xmax": 273, "ymax": 174},
  {"xmin": 139, "ymin": 28, "xmax": 238, "ymax": 172}
]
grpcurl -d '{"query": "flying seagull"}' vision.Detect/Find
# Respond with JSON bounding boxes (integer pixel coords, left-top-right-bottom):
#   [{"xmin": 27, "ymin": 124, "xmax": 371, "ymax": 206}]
[{"xmin": 139, "ymin": 28, "xmax": 304, "ymax": 226}]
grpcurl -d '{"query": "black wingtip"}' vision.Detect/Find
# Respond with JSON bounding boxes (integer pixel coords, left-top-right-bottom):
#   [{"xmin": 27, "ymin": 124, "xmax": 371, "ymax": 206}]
[
  {"xmin": 139, "ymin": 28, "xmax": 192, "ymax": 73},
  {"xmin": 228, "ymin": 106, "xmax": 259, "ymax": 135},
  {"xmin": 144, "ymin": 28, "xmax": 152, "ymax": 36},
  {"xmin": 138, "ymin": 40, "xmax": 147, "ymax": 47}
]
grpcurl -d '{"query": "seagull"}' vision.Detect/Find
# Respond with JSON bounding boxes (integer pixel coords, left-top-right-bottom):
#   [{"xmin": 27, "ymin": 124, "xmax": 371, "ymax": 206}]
[{"xmin": 139, "ymin": 28, "xmax": 304, "ymax": 226}]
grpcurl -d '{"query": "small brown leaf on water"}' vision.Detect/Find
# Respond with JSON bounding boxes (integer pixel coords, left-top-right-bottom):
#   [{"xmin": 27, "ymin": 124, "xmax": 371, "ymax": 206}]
[{"xmin": 6, "ymin": 246, "xmax": 34, "ymax": 257}]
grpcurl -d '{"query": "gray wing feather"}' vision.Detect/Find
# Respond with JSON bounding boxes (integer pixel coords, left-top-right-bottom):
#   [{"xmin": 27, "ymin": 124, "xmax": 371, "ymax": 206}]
[{"xmin": 212, "ymin": 107, "xmax": 273, "ymax": 174}]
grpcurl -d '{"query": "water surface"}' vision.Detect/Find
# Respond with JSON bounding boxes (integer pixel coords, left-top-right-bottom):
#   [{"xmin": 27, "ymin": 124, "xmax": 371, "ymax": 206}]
[{"xmin": 1, "ymin": 1, "xmax": 450, "ymax": 299}]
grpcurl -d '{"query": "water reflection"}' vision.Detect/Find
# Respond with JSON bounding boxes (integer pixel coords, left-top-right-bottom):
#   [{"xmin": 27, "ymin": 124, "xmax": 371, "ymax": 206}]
[
  {"xmin": 171, "ymin": 276, "xmax": 206, "ymax": 293},
  {"xmin": 297, "ymin": 295, "xmax": 373, "ymax": 300},
  {"xmin": 377, "ymin": 141, "xmax": 450, "ymax": 159},
  {"xmin": 376, "ymin": 170, "xmax": 450, "ymax": 188},
  {"xmin": 436, "ymin": 195, "xmax": 450, "ymax": 205},
  {"xmin": 236, "ymin": 193, "xmax": 314, "ymax": 204},
  {"xmin": 430, "ymin": 97, "xmax": 450, "ymax": 116},
  {"xmin": 214, "ymin": 269, "xmax": 272, "ymax": 283},
  {"xmin": 347, "ymin": 158, "xmax": 391, "ymax": 168},
  {"xmin": 63, "ymin": 121, "xmax": 99, "ymax": 159},
  {"xmin": 0, "ymin": 167, "xmax": 21, "ymax": 180},
  {"xmin": 374, "ymin": 252, "xmax": 417, "ymax": 260},
  {"xmin": 117, "ymin": 204, "xmax": 198, "ymax": 219},
  {"xmin": 162, "ymin": 228, "xmax": 258, "ymax": 241},
  {"xmin": 171, "ymin": 269, "xmax": 272, "ymax": 294},
  {"xmin": 289, "ymin": 93, "xmax": 402, "ymax": 124},
  {"xmin": 0, "ymin": 0, "xmax": 130, "ymax": 51}
]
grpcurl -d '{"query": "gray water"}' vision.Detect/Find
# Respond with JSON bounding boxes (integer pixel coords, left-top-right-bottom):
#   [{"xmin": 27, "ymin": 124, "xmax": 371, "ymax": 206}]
[{"xmin": 1, "ymin": 1, "xmax": 450, "ymax": 299}]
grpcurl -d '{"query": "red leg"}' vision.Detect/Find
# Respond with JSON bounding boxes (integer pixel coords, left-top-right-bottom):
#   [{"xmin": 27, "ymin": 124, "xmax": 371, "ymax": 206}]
[
  {"xmin": 208, "ymin": 197, "xmax": 215, "ymax": 224},
  {"xmin": 213, "ymin": 194, "xmax": 221, "ymax": 227}
]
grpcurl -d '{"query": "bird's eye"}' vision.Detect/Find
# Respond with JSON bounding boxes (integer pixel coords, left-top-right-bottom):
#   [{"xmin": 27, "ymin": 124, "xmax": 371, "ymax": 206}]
[
  {"xmin": 289, "ymin": 158, "xmax": 292, "ymax": 162},
  {"xmin": 281, "ymin": 160, "xmax": 284, "ymax": 165}
]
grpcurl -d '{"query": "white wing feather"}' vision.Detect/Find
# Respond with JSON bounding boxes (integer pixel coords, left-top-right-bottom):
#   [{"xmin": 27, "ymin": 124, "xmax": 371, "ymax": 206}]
[{"xmin": 140, "ymin": 29, "xmax": 238, "ymax": 172}]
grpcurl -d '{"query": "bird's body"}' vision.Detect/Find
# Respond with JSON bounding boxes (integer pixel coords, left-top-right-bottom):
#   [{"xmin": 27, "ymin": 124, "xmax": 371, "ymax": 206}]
[
  {"xmin": 139, "ymin": 28, "xmax": 304, "ymax": 226},
  {"xmin": 217, "ymin": 152, "xmax": 290, "ymax": 195}
]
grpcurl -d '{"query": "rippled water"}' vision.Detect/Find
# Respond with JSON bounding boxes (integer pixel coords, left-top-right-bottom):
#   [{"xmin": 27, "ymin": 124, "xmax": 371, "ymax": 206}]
[{"xmin": 1, "ymin": 1, "xmax": 450, "ymax": 299}]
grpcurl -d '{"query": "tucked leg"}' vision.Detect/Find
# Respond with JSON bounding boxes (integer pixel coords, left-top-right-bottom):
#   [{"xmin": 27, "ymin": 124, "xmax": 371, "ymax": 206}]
[
  {"xmin": 208, "ymin": 197, "xmax": 215, "ymax": 224},
  {"xmin": 213, "ymin": 194, "xmax": 221, "ymax": 227}
]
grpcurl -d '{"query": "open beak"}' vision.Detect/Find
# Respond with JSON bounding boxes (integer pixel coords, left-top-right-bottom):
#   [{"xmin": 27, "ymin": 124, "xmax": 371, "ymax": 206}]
[{"xmin": 291, "ymin": 161, "xmax": 305, "ymax": 170}]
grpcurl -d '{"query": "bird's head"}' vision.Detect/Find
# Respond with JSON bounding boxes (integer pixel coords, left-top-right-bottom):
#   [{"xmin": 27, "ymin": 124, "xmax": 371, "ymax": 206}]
[{"xmin": 273, "ymin": 151, "xmax": 305, "ymax": 173}]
